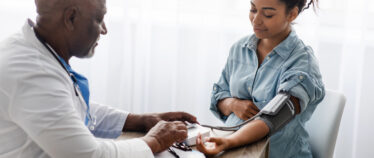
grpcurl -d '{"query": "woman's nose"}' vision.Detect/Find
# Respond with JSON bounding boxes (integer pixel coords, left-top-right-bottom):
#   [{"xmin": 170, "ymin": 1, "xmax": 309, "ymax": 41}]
[{"xmin": 252, "ymin": 14, "xmax": 262, "ymax": 25}]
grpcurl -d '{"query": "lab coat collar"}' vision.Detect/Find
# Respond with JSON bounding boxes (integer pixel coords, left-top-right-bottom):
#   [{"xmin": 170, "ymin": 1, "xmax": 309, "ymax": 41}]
[{"xmin": 22, "ymin": 19, "xmax": 52, "ymax": 59}]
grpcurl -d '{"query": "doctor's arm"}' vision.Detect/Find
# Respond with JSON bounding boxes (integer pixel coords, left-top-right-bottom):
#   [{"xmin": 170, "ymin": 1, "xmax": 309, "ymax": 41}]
[
  {"xmin": 89, "ymin": 103, "xmax": 197, "ymax": 154},
  {"xmin": 123, "ymin": 112, "xmax": 198, "ymax": 132},
  {"xmin": 8, "ymin": 62, "xmax": 157, "ymax": 158}
]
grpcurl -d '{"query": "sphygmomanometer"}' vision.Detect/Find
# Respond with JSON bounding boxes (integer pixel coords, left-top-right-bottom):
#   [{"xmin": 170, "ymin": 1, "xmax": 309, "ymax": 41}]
[{"xmin": 201, "ymin": 91, "xmax": 297, "ymax": 135}]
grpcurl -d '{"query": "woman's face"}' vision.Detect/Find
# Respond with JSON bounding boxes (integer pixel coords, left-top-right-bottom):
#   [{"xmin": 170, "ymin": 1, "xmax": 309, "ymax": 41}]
[{"xmin": 249, "ymin": 0, "xmax": 296, "ymax": 40}]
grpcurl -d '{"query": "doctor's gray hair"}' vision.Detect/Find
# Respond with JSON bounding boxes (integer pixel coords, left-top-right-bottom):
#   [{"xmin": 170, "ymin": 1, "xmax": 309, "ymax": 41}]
[{"xmin": 35, "ymin": 0, "xmax": 91, "ymax": 15}]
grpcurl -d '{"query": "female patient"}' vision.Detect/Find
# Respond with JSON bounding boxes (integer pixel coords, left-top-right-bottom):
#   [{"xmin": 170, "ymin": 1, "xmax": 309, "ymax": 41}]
[{"xmin": 197, "ymin": 0, "xmax": 325, "ymax": 157}]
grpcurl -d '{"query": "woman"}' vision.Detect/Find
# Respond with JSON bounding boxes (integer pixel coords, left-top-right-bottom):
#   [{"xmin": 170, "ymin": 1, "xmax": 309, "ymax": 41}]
[{"xmin": 197, "ymin": 0, "xmax": 325, "ymax": 157}]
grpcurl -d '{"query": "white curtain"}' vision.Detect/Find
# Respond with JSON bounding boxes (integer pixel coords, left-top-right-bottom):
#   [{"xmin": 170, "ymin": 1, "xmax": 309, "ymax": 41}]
[{"xmin": 1, "ymin": 0, "xmax": 374, "ymax": 157}]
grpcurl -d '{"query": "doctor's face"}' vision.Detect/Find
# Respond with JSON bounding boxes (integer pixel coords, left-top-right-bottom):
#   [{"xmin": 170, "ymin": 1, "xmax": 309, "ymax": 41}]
[
  {"xmin": 70, "ymin": 0, "xmax": 107, "ymax": 58},
  {"xmin": 249, "ymin": 0, "xmax": 295, "ymax": 39}
]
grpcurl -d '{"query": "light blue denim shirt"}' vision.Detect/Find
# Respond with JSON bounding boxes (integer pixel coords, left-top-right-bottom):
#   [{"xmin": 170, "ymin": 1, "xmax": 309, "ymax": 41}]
[{"xmin": 210, "ymin": 30, "xmax": 325, "ymax": 158}]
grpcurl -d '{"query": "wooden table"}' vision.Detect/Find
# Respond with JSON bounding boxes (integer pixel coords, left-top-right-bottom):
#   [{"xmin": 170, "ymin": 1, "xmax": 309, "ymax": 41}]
[{"xmin": 118, "ymin": 129, "xmax": 269, "ymax": 158}]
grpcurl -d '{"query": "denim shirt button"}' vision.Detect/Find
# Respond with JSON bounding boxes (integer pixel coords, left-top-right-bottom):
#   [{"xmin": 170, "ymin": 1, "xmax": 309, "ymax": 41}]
[{"xmin": 299, "ymin": 75, "xmax": 304, "ymax": 80}]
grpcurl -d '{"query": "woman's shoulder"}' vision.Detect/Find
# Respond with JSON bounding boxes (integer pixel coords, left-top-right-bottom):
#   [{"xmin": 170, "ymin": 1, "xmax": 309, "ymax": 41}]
[
  {"xmin": 290, "ymin": 39, "xmax": 317, "ymax": 63},
  {"xmin": 231, "ymin": 34, "xmax": 256, "ymax": 48}
]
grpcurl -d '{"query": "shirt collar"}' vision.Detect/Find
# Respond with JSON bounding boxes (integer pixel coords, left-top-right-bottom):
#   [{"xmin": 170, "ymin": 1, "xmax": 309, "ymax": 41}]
[{"xmin": 242, "ymin": 29, "xmax": 299, "ymax": 59}]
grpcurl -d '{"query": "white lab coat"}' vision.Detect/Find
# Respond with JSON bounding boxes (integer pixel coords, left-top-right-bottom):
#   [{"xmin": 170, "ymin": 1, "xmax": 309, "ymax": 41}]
[{"xmin": 0, "ymin": 20, "xmax": 154, "ymax": 158}]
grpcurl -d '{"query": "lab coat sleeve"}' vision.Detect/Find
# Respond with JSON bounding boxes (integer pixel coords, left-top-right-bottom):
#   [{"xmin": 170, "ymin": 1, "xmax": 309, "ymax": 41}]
[
  {"xmin": 209, "ymin": 47, "xmax": 233, "ymax": 122},
  {"xmin": 7, "ymin": 57, "xmax": 153, "ymax": 158},
  {"xmin": 277, "ymin": 46, "xmax": 325, "ymax": 112},
  {"xmin": 89, "ymin": 102, "xmax": 128, "ymax": 139}
]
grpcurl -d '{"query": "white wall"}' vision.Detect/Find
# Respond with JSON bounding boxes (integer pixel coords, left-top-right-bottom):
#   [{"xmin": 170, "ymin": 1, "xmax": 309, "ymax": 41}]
[{"xmin": 1, "ymin": 0, "xmax": 374, "ymax": 157}]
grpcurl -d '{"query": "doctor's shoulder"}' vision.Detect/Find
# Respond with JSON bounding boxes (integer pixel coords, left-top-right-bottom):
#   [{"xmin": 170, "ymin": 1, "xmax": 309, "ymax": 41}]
[{"xmin": 0, "ymin": 32, "xmax": 50, "ymax": 81}]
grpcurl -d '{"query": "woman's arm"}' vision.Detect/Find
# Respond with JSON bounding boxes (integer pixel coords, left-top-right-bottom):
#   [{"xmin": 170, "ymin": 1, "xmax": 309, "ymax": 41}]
[
  {"xmin": 226, "ymin": 119, "xmax": 269, "ymax": 147},
  {"xmin": 197, "ymin": 96, "xmax": 300, "ymax": 155},
  {"xmin": 196, "ymin": 119, "xmax": 269, "ymax": 155},
  {"xmin": 226, "ymin": 96, "xmax": 300, "ymax": 147}
]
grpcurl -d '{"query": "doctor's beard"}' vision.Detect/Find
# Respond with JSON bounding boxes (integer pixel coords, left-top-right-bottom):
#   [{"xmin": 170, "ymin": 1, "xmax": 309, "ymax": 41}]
[
  {"xmin": 83, "ymin": 45, "xmax": 95, "ymax": 58},
  {"xmin": 82, "ymin": 37, "xmax": 100, "ymax": 58}
]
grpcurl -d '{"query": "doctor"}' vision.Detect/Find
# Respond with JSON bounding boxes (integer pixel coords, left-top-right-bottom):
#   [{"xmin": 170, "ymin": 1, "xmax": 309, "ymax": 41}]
[{"xmin": 0, "ymin": 0, "xmax": 197, "ymax": 158}]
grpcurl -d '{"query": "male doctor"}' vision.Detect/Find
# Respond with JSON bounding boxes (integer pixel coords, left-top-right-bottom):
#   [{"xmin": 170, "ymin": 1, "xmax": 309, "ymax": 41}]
[{"xmin": 0, "ymin": 0, "xmax": 198, "ymax": 157}]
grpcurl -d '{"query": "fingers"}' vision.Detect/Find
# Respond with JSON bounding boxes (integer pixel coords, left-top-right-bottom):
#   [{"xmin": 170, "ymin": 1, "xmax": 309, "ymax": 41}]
[
  {"xmin": 250, "ymin": 102, "xmax": 260, "ymax": 111},
  {"xmin": 175, "ymin": 121, "xmax": 187, "ymax": 130},
  {"xmin": 181, "ymin": 112, "xmax": 199, "ymax": 124},
  {"xmin": 166, "ymin": 121, "xmax": 187, "ymax": 143},
  {"xmin": 206, "ymin": 137, "xmax": 222, "ymax": 144},
  {"xmin": 196, "ymin": 134, "xmax": 224, "ymax": 156},
  {"xmin": 243, "ymin": 102, "xmax": 260, "ymax": 119},
  {"xmin": 160, "ymin": 112, "xmax": 199, "ymax": 124},
  {"xmin": 248, "ymin": 106, "xmax": 259, "ymax": 115},
  {"xmin": 196, "ymin": 133, "xmax": 208, "ymax": 153},
  {"xmin": 238, "ymin": 114, "xmax": 249, "ymax": 120},
  {"xmin": 146, "ymin": 121, "xmax": 187, "ymax": 143}
]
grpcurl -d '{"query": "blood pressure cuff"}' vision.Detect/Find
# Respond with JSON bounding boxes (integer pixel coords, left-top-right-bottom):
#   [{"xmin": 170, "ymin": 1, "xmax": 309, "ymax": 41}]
[{"xmin": 255, "ymin": 92, "xmax": 296, "ymax": 135}]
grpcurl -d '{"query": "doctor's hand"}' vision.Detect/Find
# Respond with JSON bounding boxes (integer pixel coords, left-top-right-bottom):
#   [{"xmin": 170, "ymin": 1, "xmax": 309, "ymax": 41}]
[
  {"xmin": 142, "ymin": 120, "xmax": 188, "ymax": 153},
  {"xmin": 231, "ymin": 99, "xmax": 259, "ymax": 120},
  {"xmin": 142, "ymin": 112, "xmax": 198, "ymax": 131},
  {"xmin": 123, "ymin": 112, "xmax": 198, "ymax": 132},
  {"xmin": 196, "ymin": 133, "xmax": 230, "ymax": 156}
]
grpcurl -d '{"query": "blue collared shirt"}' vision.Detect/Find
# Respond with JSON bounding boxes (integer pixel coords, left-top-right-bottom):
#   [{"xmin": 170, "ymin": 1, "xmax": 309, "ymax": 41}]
[
  {"xmin": 56, "ymin": 57, "xmax": 125, "ymax": 139},
  {"xmin": 57, "ymin": 56, "xmax": 92, "ymax": 125},
  {"xmin": 210, "ymin": 30, "xmax": 325, "ymax": 158}
]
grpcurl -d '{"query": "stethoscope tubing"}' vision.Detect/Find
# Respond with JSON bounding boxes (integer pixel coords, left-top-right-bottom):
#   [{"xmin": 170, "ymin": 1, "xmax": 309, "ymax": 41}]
[
  {"xmin": 201, "ymin": 112, "xmax": 261, "ymax": 131},
  {"xmin": 33, "ymin": 27, "xmax": 95, "ymax": 127}
]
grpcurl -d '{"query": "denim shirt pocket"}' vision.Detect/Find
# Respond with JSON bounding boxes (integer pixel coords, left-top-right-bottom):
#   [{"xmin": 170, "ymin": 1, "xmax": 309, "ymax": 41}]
[{"xmin": 252, "ymin": 84, "xmax": 275, "ymax": 109}]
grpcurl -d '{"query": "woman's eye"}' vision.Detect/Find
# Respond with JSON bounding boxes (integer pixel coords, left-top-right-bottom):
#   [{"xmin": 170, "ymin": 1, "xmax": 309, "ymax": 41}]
[
  {"xmin": 250, "ymin": 9, "xmax": 257, "ymax": 13},
  {"xmin": 264, "ymin": 15, "xmax": 274, "ymax": 18}
]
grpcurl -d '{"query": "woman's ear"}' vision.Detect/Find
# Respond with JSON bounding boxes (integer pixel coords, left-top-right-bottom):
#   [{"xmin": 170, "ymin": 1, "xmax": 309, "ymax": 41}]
[{"xmin": 288, "ymin": 7, "xmax": 299, "ymax": 22}]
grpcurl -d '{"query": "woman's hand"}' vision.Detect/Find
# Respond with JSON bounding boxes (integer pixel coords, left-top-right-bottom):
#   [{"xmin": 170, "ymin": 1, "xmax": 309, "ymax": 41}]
[
  {"xmin": 196, "ymin": 133, "xmax": 230, "ymax": 156},
  {"xmin": 231, "ymin": 99, "xmax": 259, "ymax": 120}
]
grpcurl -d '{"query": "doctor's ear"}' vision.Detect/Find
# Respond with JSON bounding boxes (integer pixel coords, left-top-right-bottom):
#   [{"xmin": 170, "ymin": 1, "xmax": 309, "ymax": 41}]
[{"xmin": 63, "ymin": 6, "xmax": 78, "ymax": 31}]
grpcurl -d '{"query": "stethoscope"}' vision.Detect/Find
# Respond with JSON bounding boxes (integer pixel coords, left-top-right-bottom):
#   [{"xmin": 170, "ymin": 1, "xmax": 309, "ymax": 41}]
[{"xmin": 32, "ymin": 27, "xmax": 97, "ymax": 131}]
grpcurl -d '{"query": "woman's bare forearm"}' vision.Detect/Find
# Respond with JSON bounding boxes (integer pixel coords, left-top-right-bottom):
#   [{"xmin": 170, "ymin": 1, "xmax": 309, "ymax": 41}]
[
  {"xmin": 217, "ymin": 98, "xmax": 236, "ymax": 116},
  {"xmin": 225, "ymin": 120, "xmax": 269, "ymax": 149}
]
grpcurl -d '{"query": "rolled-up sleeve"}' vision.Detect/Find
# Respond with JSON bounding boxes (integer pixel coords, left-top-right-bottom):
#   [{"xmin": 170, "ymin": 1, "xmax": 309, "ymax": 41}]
[
  {"xmin": 277, "ymin": 48, "xmax": 325, "ymax": 112},
  {"xmin": 89, "ymin": 102, "xmax": 128, "ymax": 139},
  {"xmin": 210, "ymin": 50, "xmax": 233, "ymax": 122}
]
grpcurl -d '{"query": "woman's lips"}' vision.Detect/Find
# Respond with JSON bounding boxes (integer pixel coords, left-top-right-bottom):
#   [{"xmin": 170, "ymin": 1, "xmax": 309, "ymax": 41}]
[{"xmin": 253, "ymin": 27, "xmax": 267, "ymax": 32}]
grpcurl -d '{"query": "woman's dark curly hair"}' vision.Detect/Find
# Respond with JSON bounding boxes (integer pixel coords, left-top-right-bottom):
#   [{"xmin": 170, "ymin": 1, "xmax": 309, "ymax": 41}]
[{"xmin": 280, "ymin": 0, "xmax": 318, "ymax": 14}]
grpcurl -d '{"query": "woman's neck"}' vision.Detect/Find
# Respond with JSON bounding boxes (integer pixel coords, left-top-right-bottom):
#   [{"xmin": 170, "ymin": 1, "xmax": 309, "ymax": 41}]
[
  {"xmin": 258, "ymin": 27, "xmax": 292, "ymax": 54},
  {"xmin": 256, "ymin": 26, "xmax": 291, "ymax": 66}
]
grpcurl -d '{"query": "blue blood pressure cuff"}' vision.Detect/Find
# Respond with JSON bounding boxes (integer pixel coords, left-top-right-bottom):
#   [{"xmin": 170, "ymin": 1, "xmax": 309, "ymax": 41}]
[{"xmin": 255, "ymin": 92, "xmax": 296, "ymax": 135}]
